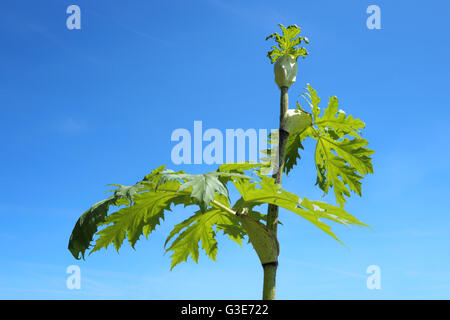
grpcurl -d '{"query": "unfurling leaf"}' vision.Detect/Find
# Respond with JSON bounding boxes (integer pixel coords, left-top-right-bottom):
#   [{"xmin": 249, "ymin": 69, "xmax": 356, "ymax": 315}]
[{"xmin": 266, "ymin": 24, "xmax": 309, "ymax": 63}]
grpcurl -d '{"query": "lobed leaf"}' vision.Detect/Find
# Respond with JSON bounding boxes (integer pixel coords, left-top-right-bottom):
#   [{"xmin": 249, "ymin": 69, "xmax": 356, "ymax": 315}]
[
  {"xmin": 266, "ymin": 24, "xmax": 309, "ymax": 63},
  {"xmin": 278, "ymin": 84, "xmax": 374, "ymax": 206},
  {"xmin": 159, "ymin": 170, "xmax": 252, "ymax": 212},
  {"xmin": 68, "ymin": 165, "xmax": 169, "ymax": 259},
  {"xmin": 165, "ymin": 195, "xmax": 245, "ymax": 269},
  {"xmin": 68, "ymin": 197, "xmax": 117, "ymax": 260},
  {"xmin": 232, "ymin": 175, "xmax": 368, "ymax": 242},
  {"xmin": 301, "ymin": 85, "xmax": 374, "ymax": 206},
  {"xmin": 90, "ymin": 180, "xmax": 194, "ymax": 254}
]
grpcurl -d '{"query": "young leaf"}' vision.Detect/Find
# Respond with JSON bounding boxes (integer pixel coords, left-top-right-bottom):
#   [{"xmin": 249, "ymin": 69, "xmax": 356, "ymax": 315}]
[
  {"xmin": 305, "ymin": 84, "xmax": 365, "ymax": 138},
  {"xmin": 283, "ymin": 133, "xmax": 305, "ymax": 175},
  {"xmin": 300, "ymin": 85, "xmax": 374, "ymax": 206},
  {"xmin": 280, "ymin": 84, "xmax": 374, "ymax": 206},
  {"xmin": 314, "ymin": 134, "xmax": 374, "ymax": 206},
  {"xmin": 266, "ymin": 24, "xmax": 309, "ymax": 63}
]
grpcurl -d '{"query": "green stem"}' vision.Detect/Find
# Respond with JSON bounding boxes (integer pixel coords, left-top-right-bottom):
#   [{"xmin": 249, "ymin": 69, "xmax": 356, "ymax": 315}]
[
  {"xmin": 263, "ymin": 86, "xmax": 289, "ymax": 300},
  {"xmin": 211, "ymin": 199, "xmax": 236, "ymax": 216},
  {"xmin": 262, "ymin": 263, "xmax": 277, "ymax": 300}
]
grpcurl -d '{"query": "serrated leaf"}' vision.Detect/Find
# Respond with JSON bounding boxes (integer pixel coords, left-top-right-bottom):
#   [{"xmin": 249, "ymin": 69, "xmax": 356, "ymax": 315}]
[
  {"xmin": 159, "ymin": 170, "xmax": 252, "ymax": 212},
  {"xmin": 264, "ymin": 111, "xmax": 312, "ymax": 175},
  {"xmin": 283, "ymin": 133, "xmax": 305, "ymax": 175},
  {"xmin": 232, "ymin": 175, "xmax": 368, "ymax": 242},
  {"xmin": 68, "ymin": 165, "xmax": 170, "ymax": 259},
  {"xmin": 108, "ymin": 183, "xmax": 144, "ymax": 205},
  {"xmin": 310, "ymin": 94, "xmax": 365, "ymax": 138},
  {"xmin": 165, "ymin": 210, "xmax": 218, "ymax": 269},
  {"xmin": 314, "ymin": 134, "xmax": 374, "ymax": 206},
  {"xmin": 91, "ymin": 180, "xmax": 193, "ymax": 254},
  {"xmin": 68, "ymin": 197, "xmax": 117, "ymax": 260},
  {"xmin": 302, "ymin": 84, "xmax": 321, "ymax": 120},
  {"xmin": 143, "ymin": 165, "xmax": 166, "ymax": 182},
  {"xmin": 165, "ymin": 195, "xmax": 245, "ymax": 269},
  {"xmin": 266, "ymin": 24, "xmax": 309, "ymax": 63},
  {"xmin": 218, "ymin": 162, "xmax": 266, "ymax": 174},
  {"xmin": 296, "ymin": 84, "xmax": 375, "ymax": 206},
  {"xmin": 299, "ymin": 198, "xmax": 369, "ymax": 228},
  {"xmin": 232, "ymin": 196, "xmax": 281, "ymax": 226}
]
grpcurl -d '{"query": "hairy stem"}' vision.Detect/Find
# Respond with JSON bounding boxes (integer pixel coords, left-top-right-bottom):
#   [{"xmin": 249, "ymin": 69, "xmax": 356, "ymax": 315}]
[{"xmin": 263, "ymin": 86, "xmax": 289, "ymax": 300}]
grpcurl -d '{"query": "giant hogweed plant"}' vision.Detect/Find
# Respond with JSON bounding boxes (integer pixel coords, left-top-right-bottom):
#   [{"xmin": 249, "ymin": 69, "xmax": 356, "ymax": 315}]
[{"xmin": 68, "ymin": 24, "xmax": 374, "ymax": 300}]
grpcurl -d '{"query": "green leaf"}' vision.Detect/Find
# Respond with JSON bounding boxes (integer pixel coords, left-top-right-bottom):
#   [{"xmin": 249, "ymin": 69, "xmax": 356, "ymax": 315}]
[
  {"xmin": 68, "ymin": 165, "xmax": 168, "ymax": 259},
  {"xmin": 232, "ymin": 197, "xmax": 265, "ymax": 221},
  {"xmin": 283, "ymin": 133, "xmax": 305, "ymax": 175},
  {"xmin": 285, "ymin": 84, "xmax": 375, "ymax": 206},
  {"xmin": 305, "ymin": 84, "xmax": 365, "ymax": 138},
  {"xmin": 165, "ymin": 195, "xmax": 245, "ymax": 269},
  {"xmin": 314, "ymin": 134, "xmax": 374, "ymax": 206},
  {"xmin": 165, "ymin": 210, "xmax": 218, "ymax": 269},
  {"xmin": 266, "ymin": 24, "xmax": 309, "ymax": 63},
  {"xmin": 143, "ymin": 165, "xmax": 166, "ymax": 182},
  {"xmin": 264, "ymin": 110, "xmax": 312, "ymax": 175},
  {"xmin": 299, "ymin": 198, "xmax": 369, "ymax": 228},
  {"xmin": 233, "ymin": 175, "xmax": 368, "ymax": 242},
  {"xmin": 68, "ymin": 197, "xmax": 117, "ymax": 260},
  {"xmin": 303, "ymin": 84, "xmax": 321, "ymax": 120},
  {"xmin": 107, "ymin": 183, "xmax": 144, "ymax": 205},
  {"xmin": 91, "ymin": 179, "xmax": 193, "ymax": 254},
  {"xmin": 301, "ymin": 85, "xmax": 374, "ymax": 206},
  {"xmin": 165, "ymin": 192, "xmax": 280, "ymax": 269},
  {"xmin": 218, "ymin": 162, "xmax": 266, "ymax": 174},
  {"xmin": 159, "ymin": 170, "xmax": 251, "ymax": 212}
]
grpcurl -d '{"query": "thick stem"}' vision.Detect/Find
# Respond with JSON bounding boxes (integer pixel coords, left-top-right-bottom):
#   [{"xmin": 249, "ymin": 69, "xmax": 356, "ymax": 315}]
[
  {"xmin": 262, "ymin": 263, "xmax": 277, "ymax": 300},
  {"xmin": 263, "ymin": 86, "xmax": 289, "ymax": 300}
]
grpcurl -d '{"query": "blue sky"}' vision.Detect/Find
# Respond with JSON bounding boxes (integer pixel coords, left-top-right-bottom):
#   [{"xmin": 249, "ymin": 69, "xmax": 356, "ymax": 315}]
[{"xmin": 1, "ymin": 0, "xmax": 449, "ymax": 299}]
